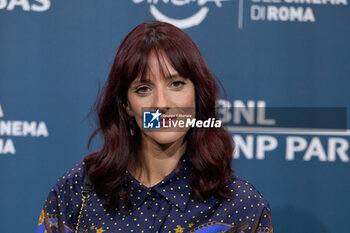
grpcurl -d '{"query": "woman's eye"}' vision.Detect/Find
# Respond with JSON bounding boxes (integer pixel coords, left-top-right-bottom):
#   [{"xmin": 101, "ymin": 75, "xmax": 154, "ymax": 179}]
[
  {"xmin": 135, "ymin": 86, "xmax": 151, "ymax": 94},
  {"xmin": 171, "ymin": 81, "xmax": 185, "ymax": 88}
]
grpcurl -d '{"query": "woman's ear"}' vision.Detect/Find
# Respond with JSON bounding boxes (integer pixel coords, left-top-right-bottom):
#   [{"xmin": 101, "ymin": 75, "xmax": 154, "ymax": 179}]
[{"xmin": 123, "ymin": 101, "xmax": 134, "ymax": 117}]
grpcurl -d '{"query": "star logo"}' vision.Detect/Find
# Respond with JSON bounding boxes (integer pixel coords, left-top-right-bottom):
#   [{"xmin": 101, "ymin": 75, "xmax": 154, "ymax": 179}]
[{"xmin": 151, "ymin": 109, "xmax": 161, "ymax": 122}]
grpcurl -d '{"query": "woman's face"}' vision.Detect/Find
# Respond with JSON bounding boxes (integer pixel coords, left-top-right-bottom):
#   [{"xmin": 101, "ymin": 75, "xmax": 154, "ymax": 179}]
[{"xmin": 125, "ymin": 51, "xmax": 196, "ymax": 146}]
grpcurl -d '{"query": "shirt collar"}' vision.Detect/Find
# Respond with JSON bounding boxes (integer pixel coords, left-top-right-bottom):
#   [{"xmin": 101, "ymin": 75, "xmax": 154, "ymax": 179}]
[{"xmin": 123, "ymin": 156, "xmax": 192, "ymax": 215}]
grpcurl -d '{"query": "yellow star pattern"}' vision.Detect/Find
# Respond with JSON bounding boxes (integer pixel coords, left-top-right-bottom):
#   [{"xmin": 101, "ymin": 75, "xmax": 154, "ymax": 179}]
[
  {"xmin": 174, "ymin": 225, "xmax": 184, "ymax": 233},
  {"xmin": 96, "ymin": 227, "xmax": 105, "ymax": 233},
  {"xmin": 36, "ymin": 159, "xmax": 273, "ymax": 233}
]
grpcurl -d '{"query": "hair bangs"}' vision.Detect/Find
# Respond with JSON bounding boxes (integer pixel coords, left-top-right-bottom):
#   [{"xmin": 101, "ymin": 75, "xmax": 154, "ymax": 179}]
[{"xmin": 126, "ymin": 46, "xmax": 183, "ymax": 88}]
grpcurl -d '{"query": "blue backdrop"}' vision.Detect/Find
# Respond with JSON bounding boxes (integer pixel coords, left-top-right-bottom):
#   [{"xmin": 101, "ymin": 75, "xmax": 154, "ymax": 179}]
[{"xmin": 1, "ymin": 0, "xmax": 349, "ymax": 232}]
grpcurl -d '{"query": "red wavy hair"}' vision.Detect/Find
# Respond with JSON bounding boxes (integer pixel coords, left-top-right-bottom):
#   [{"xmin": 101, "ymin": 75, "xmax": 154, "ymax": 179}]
[{"xmin": 84, "ymin": 21, "xmax": 234, "ymax": 209}]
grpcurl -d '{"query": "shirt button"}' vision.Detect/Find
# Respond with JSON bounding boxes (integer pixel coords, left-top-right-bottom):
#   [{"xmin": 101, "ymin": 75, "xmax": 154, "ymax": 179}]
[
  {"xmin": 147, "ymin": 203, "xmax": 153, "ymax": 209},
  {"xmin": 149, "ymin": 189, "xmax": 156, "ymax": 196}
]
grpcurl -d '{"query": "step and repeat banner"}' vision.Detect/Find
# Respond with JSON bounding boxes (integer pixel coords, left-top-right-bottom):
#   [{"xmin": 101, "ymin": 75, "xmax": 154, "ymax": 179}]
[{"xmin": 0, "ymin": 1, "xmax": 349, "ymax": 232}]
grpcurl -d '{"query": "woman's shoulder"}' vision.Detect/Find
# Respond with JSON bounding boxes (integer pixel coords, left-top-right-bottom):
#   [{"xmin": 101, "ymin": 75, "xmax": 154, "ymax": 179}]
[
  {"xmin": 51, "ymin": 161, "xmax": 86, "ymax": 194},
  {"xmin": 225, "ymin": 174, "xmax": 270, "ymax": 210},
  {"xmin": 187, "ymin": 175, "xmax": 272, "ymax": 232},
  {"xmin": 37, "ymin": 162, "xmax": 87, "ymax": 232},
  {"xmin": 212, "ymin": 175, "xmax": 272, "ymax": 231}
]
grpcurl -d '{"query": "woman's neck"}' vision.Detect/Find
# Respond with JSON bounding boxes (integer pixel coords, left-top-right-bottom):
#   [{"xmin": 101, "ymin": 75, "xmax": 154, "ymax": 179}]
[{"xmin": 128, "ymin": 133, "xmax": 186, "ymax": 188}]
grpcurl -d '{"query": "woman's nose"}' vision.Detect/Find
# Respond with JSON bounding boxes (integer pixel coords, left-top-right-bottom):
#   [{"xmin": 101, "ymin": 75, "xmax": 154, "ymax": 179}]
[{"xmin": 154, "ymin": 88, "xmax": 170, "ymax": 111}]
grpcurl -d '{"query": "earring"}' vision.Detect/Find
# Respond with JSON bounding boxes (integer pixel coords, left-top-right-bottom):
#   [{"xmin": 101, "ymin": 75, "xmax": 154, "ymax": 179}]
[{"xmin": 129, "ymin": 118, "xmax": 135, "ymax": 136}]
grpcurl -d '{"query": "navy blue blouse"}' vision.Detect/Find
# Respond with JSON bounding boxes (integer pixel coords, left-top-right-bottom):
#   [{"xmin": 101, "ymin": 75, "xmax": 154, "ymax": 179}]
[{"xmin": 37, "ymin": 157, "xmax": 272, "ymax": 233}]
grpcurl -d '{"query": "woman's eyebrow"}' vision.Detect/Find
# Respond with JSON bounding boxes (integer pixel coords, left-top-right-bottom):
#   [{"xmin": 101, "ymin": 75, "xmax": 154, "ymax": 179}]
[
  {"xmin": 130, "ymin": 73, "xmax": 182, "ymax": 86},
  {"xmin": 165, "ymin": 73, "xmax": 181, "ymax": 79},
  {"xmin": 131, "ymin": 79, "xmax": 152, "ymax": 85}
]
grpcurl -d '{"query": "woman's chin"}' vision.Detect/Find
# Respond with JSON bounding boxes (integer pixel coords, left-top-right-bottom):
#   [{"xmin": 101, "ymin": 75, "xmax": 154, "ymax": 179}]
[{"xmin": 145, "ymin": 130, "xmax": 187, "ymax": 146}]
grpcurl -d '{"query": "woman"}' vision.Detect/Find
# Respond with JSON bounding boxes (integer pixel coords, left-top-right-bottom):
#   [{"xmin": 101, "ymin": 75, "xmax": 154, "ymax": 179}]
[{"xmin": 37, "ymin": 21, "xmax": 272, "ymax": 233}]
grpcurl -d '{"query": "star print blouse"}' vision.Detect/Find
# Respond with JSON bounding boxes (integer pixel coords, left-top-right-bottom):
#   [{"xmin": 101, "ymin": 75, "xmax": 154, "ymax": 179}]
[{"xmin": 36, "ymin": 157, "xmax": 273, "ymax": 233}]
